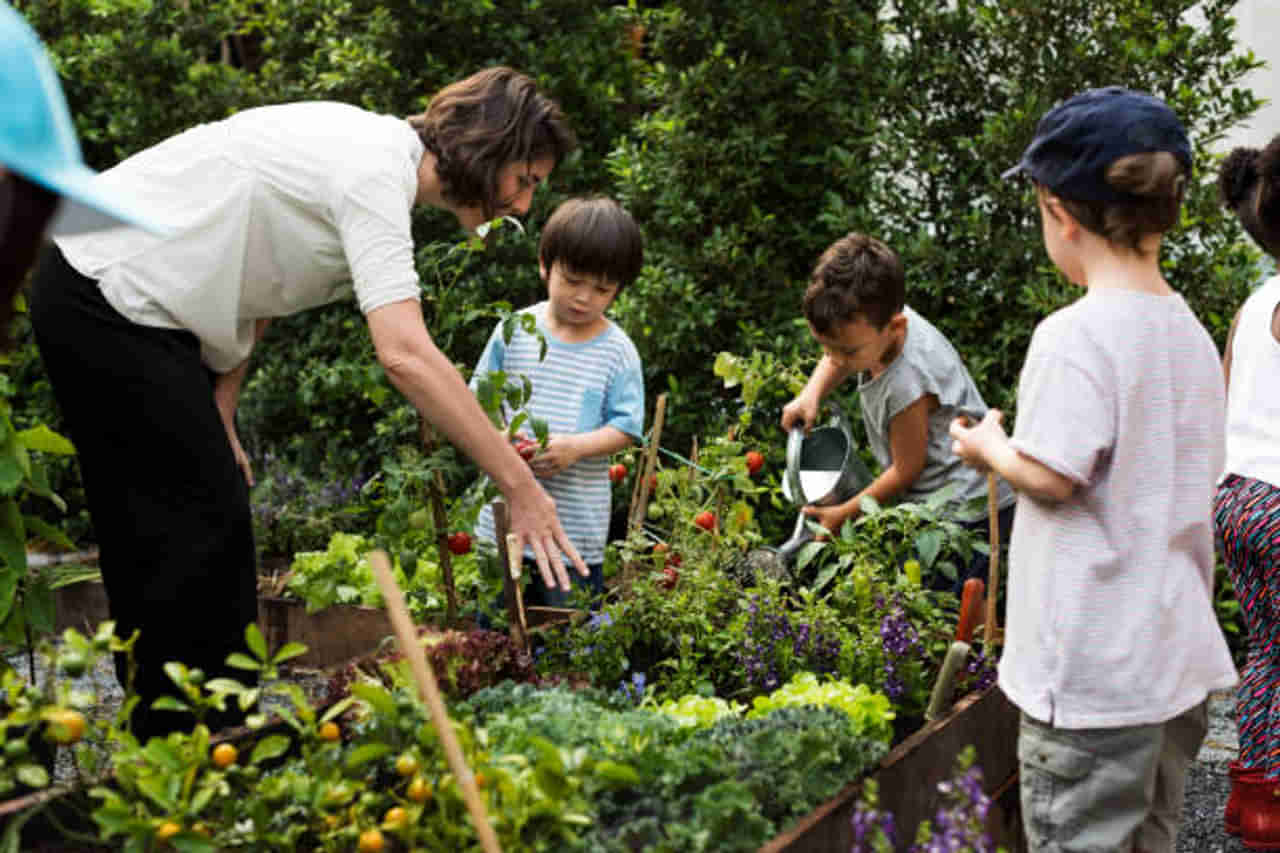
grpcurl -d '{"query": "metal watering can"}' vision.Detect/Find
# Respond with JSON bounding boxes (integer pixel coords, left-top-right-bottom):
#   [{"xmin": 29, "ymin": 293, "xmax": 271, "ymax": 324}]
[{"xmin": 776, "ymin": 399, "xmax": 873, "ymax": 567}]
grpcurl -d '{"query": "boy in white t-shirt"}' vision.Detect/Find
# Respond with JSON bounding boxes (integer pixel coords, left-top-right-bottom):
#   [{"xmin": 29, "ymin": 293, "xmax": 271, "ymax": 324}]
[{"xmin": 950, "ymin": 87, "xmax": 1237, "ymax": 853}]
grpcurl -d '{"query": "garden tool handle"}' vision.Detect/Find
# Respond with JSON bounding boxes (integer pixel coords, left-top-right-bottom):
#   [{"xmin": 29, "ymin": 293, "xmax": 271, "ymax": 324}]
[
  {"xmin": 368, "ymin": 550, "xmax": 503, "ymax": 853},
  {"xmin": 925, "ymin": 640, "xmax": 971, "ymax": 722},
  {"xmin": 505, "ymin": 533, "xmax": 528, "ymax": 638}
]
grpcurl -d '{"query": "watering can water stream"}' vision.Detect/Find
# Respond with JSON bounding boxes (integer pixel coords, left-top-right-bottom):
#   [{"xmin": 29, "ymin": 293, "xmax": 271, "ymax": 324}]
[{"xmin": 776, "ymin": 399, "xmax": 874, "ymax": 567}]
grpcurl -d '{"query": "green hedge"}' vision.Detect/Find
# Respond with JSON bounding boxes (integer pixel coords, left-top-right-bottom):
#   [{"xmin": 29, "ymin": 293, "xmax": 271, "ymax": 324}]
[{"xmin": 11, "ymin": 0, "xmax": 1265, "ymax": 547}]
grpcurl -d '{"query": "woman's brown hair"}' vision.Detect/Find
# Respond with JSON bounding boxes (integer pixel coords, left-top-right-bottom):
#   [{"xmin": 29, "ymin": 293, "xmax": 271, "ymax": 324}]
[
  {"xmin": 1045, "ymin": 151, "xmax": 1188, "ymax": 252},
  {"xmin": 407, "ymin": 67, "xmax": 576, "ymax": 220}
]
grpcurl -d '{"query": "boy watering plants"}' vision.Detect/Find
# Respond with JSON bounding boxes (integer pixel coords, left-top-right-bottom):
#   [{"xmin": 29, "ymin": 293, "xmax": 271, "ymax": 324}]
[
  {"xmin": 949, "ymin": 87, "xmax": 1237, "ymax": 853},
  {"xmin": 471, "ymin": 197, "xmax": 645, "ymax": 607},
  {"xmin": 1213, "ymin": 132, "xmax": 1280, "ymax": 847},
  {"xmin": 780, "ymin": 232, "xmax": 1015, "ymax": 588}
]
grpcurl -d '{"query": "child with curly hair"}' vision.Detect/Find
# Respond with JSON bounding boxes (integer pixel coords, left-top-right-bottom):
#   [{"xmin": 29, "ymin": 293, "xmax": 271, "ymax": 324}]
[{"xmin": 1215, "ymin": 132, "xmax": 1280, "ymax": 848}]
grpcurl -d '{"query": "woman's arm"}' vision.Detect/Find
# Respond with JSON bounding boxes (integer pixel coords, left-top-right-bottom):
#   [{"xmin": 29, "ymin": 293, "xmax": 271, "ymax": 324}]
[
  {"xmin": 214, "ymin": 318, "xmax": 271, "ymax": 485},
  {"xmin": 365, "ymin": 298, "xmax": 587, "ymax": 588}
]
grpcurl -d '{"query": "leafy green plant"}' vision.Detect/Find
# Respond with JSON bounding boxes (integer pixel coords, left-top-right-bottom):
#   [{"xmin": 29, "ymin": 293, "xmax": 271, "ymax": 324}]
[
  {"xmin": 797, "ymin": 485, "xmax": 988, "ymax": 591},
  {"xmin": 746, "ymin": 672, "xmax": 894, "ymax": 743}
]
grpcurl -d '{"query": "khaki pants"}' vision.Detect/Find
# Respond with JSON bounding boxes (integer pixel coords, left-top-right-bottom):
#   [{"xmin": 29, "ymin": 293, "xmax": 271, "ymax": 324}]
[{"xmin": 1018, "ymin": 702, "xmax": 1208, "ymax": 853}]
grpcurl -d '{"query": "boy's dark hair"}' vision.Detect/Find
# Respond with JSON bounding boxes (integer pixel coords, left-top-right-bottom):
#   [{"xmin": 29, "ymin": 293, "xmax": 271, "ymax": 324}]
[
  {"xmin": 408, "ymin": 67, "xmax": 577, "ymax": 220},
  {"xmin": 1042, "ymin": 151, "xmax": 1188, "ymax": 252},
  {"xmin": 539, "ymin": 197, "xmax": 644, "ymax": 291},
  {"xmin": 804, "ymin": 233, "xmax": 904, "ymax": 334},
  {"xmin": 1219, "ymin": 134, "xmax": 1280, "ymax": 260}
]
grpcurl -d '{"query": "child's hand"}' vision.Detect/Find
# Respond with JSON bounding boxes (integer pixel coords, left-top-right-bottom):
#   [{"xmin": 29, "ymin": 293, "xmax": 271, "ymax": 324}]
[
  {"xmin": 528, "ymin": 434, "xmax": 581, "ymax": 478},
  {"xmin": 781, "ymin": 393, "xmax": 820, "ymax": 433},
  {"xmin": 948, "ymin": 410, "xmax": 1008, "ymax": 471},
  {"xmin": 802, "ymin": 502, "xmax": 853, "ymax": 536}
]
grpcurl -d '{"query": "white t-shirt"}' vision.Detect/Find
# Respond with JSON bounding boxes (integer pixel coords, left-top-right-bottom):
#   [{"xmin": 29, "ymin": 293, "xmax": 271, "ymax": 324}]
[
  {"xmin": 1224, "ymin": 274, "xmax": 1280, "ymax": 488},
  {"xmin": 999, "ymin": 287, "xmax": 1236, "ymax": 729},
  {"xmin": 55, "ymin": 102, "xmax": 424, "ymax": 371}
]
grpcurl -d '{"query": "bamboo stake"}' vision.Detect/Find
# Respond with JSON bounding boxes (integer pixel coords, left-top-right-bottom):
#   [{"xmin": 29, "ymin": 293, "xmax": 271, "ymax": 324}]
[
  {"xmin": 983, "ymin": 471, "xmax": 1001, "ymax": 647},
  {"xmin": 627, "ymin": 392, "xmax": 668, "ymax": 535},
  {"xmin": 368, "ymin": 551, "xmax": 502, "ymax": 853}
]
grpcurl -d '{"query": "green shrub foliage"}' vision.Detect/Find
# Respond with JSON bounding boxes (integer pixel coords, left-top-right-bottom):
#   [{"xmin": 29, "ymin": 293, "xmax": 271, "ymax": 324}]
[{"xmin": 11, "ymin": 0, "xmax": 1265, "ymax": 553}]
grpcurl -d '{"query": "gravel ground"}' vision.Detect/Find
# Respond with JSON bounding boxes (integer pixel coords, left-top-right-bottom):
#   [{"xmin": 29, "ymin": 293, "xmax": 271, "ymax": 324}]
[{"xmin": 1178, "ymin": 689, "xmax": 1247, "ymax": 853}]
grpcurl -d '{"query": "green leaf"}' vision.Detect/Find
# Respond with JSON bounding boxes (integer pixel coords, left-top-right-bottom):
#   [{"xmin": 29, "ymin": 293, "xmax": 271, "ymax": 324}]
[
  {"xmin": 224, "ymin": 653, "xmax": 260, "ymax": 671},
  {"xmin": 271, "ymin": 642, "xmax": 308, "ymax": 664},
  {"xmin": 23, "ymin": 516, "xmax": 76, "ymax": 551},
  {"xmin": 593, "ymin": 760, "xmax": 641, "ymax": 786},
  {"xmin": 349, "ymin": 683, "xmax": 395, "ymax": 717},
  {"xmin": 16, "ymin": 425, "xmax": 76, "ymax": 455},
  {"xmin": 0, "ymin": 498, "xmax": 26, "ymax": 577},
  {"xmin": 14, "ymin": 763, "xmax": 49, "ymax": 789},
  {"xmin": 22, "ymin": 580, "xmax": 55, "ymax": 635},
  {"xmin": 151, "ymin": 697, "xmax": 190, "ymax": 713},
  {"xmin": 250, "ymin": 734, "xmax": 292, "ymax": 765},
  {"xmin": 794, "ymin": 540, "xmax": 825, "ymax": 573},
  {"xmin": 0, "ymin": 442, "xmax": 25, "ymax": 496},
  {"xmin": 914, "ymin": 529, "xmax": 943, "ymax": 571},
  {"xmin": 244, "ymin": 622, "xmax": 268, "ymax": 660},
  {"xmin": 345, "ymin": 742, "xmax": 393, "ymax": 769},
  {"xmin": 811, "ymin": 561, "xmax": 841, "ymax": 594},
  {"xmin": 172, "ymin": 836, "xmax": 218, "ymax": 853}
]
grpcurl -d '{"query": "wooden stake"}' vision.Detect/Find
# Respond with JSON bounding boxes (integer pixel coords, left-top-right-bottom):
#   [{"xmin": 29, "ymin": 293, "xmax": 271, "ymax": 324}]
[
  {"xmin": 627, "ymin": 392, "xmax": 668, "ymax": 536},
  {"xmin": 492, "ymin": 501, "xmax": 528, "ymax": 651},
  {"xmin": 984, "ymin": 471, "xmax": 1001, "ymax": 647},
  {"xmin": 368, "ymin": 551, "xmax": 502, "ymax": 853}
]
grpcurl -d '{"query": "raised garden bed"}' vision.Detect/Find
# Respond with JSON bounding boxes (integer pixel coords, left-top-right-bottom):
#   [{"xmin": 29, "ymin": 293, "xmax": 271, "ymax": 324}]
[{"xmin": 1, "ymin": 681, "xmax": 1022, "ymax": 852}]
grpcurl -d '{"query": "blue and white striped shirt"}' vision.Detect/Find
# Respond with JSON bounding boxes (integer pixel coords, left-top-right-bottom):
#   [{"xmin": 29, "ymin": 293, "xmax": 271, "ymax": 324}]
[{"xmin": 471, "ymin": 302, "xmax": 644, "ymax": 564}]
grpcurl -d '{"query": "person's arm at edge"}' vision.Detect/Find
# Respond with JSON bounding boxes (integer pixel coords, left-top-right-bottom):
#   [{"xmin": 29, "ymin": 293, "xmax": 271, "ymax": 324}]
[
  {"xmin": 365, "ymin": 298, "xmax": 588, "ymax": 587},
  {"xmin": 1223, "ymin": 306, "xmax": 1242, "ymax": 389}
]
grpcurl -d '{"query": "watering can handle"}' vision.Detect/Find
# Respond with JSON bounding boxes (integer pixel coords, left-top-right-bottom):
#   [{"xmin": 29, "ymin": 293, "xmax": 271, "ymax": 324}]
[{"xmin": 785, "ymin": 426, "xmax": 807, "ymax": 506}]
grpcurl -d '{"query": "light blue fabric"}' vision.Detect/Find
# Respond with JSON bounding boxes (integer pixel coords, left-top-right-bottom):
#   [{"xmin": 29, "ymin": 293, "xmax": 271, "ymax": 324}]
[
  {"xmin": 471, "ymin": 302, "xmax": 644, "ymax": 564},
  {"xmin": 0, "ymin": 2, "xmax": 167, "ymax": 235}
]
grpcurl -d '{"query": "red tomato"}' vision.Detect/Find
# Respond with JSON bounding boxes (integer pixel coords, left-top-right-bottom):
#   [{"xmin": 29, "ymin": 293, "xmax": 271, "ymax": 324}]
[
  {"xmin": 694, "ymin": 511, "xmax": 716, "ymax": 532},
  {"xmin": 447, "ymin": 532, "xmax": 472, "ymax": 555},
  {"xmin": 609, "ymin": 463, "xmax": 627, "ymax": 483},
  {"xmin": 745, "ymin": 450, "xmax": 765, "ymax": 475}
]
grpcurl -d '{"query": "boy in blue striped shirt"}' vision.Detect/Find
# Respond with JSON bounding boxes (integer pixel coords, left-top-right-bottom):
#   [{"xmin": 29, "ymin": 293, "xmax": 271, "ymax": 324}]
[{"xmin": 471, "ymin": 197, "xmax": 645, "ymax": 606}]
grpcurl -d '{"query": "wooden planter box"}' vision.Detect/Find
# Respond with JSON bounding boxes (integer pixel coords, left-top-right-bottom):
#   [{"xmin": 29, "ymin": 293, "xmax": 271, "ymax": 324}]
[{"xmin": 761, "ymin": 685, "xmax": 1024, "ymax": 852}]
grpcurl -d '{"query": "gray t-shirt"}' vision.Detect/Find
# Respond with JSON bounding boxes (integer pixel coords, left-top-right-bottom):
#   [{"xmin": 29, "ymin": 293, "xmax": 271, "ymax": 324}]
[{"xmin": 857, "ymin": 306, "xmax": 1015, "ymax": 521}]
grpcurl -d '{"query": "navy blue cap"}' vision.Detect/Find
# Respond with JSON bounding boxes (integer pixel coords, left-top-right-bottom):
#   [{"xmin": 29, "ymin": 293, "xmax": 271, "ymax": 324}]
[{"xmin": 1002, "ymin": 87, "xmax": 1192, "ymax": 203}]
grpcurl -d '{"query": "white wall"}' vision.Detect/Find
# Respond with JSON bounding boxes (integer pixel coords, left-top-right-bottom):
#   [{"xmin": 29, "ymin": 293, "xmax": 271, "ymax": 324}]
[{"xmin": 1218, "ymin": 0, "xmax": 1280, "ymax": 152}]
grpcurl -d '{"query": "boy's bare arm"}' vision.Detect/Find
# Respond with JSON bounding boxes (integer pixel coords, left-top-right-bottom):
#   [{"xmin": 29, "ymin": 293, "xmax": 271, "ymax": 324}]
[
  {"xmin": 949, "ymin": 411, "xmax": 1074, "ymax": 503},
  {"xmin": 804, "ymin": 395, "xmax": 934, "ymax": 531},
  {"xmin": 529, "ymin": 426, "xmax": 635, "ymax": 478},
  {"xmin": 782, "ymin": 355, "xmax": 857, "ymax": 431}
]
